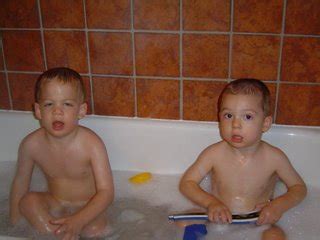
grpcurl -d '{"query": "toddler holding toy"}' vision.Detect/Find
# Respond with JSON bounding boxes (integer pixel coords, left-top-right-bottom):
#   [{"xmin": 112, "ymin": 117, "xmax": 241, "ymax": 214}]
[
  {"xmin": 10, "ymin": 67, "xmax": 114, "ymax": 239},
  {"xmin": 179, "ymin": 78, "xmax": 307, "ymax": 239}
]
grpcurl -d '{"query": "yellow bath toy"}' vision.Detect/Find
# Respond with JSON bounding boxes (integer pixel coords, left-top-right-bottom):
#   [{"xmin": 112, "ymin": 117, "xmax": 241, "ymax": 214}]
[{"xmin": 129, "ymin": 172, "xmax": 152, "ymax": 184}]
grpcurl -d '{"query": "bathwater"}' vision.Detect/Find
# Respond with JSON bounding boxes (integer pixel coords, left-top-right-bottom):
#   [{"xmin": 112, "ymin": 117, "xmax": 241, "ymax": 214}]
[{"xmin": 0, "ymin": 161, "xmax": 319, "ymax": 239}]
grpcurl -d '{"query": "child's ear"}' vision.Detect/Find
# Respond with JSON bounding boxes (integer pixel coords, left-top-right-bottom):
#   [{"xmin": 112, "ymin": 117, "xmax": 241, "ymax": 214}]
[
  {"xmin": 78, "ymin": 102, "xmax": 87, "ymax": 119},
  {"xmin": 262, "ymin": 116, "xmax": 273, "ymax": 132},
  {"xmin": 34, "ymin": 103, "xmax": 42, "ymax": 120}
]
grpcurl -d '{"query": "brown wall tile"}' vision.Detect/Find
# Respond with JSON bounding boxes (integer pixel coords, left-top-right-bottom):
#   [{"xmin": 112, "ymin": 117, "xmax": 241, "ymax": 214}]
[
  {"xmin": 286, "ymin": 0, "xmax": 320, "ymax": 35},
  {"xmin": 1, "ymin": 0, "xmax": 320, "ymax": 126},
  {"xmin": 44, "ymin": 31, "xmax": 88, "ymax": 74},
  {"xmin": 183, "ymin": 34, "xmax": 229, "ymax": 78},
  {"xmin": 0, "ymin": 0, "xmax": 39, "ymax": 28},
  {"xmin": 137, "ymin": 78, "xmax": 179, "ymax": 119},
  {"xmin": 277, "ymin": 84, "xmax": 320, "ymax": 126},
  {"xmin": 234, "ymin": 0, "xmax": 283, "ymax": 33},
  {"xmin": 232, "ymin": 35, "xmax": 280, "ymax": 80},
  {"xmin": 41, "ymin": 0, "xmax": 84, "ymax": 28},
  {"xmin": 93, "ymin": 77, "xmax": 134, "ymax": 117},
  {"xmin": 134, "ymin": 0, "xmax": 179, "ymax": 30},
  {"xmin": 0, "ymin": 47, "xmax": 4, "ymax": 70},
  {"xmin": 82, "ymin": 76, "xmax": 92, "ymax": 115},
  {"xmin": 9, "ymin": 73, "xmax": 39, "ymax": 111},
  {"xmin": 0, "ymin": 73, "xmax": 10, "ymax": 109},
  {"xmin": 2, "ymin": 31, "xmax": 45, "ymax": 71},
  {"xmin": 183, "ymin": 0, "xmax": 230, "ymax": 31},
  {"xmin": 135, "ymin": 33, "xmax": 179, "ymax": 77},
  {"xmin": 281, "ymin": 37, "xmax": 320, "ymax": 83},
  {"xmin": 265, "ymin": 83, "xmax": 277, "ymax": 118},
  {"xmin": 183, "ymin": 80, "xmax": 226, "ymax": 121},
  {"xmin": 86, "ymin": 0, "xmax": 131, "ymax": 29},
  {"xmin": 89, "ymin": 32, "xmax": 133, "ymax": 75}
]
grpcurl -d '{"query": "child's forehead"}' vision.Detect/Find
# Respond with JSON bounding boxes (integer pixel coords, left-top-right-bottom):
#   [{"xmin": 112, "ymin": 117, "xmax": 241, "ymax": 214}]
[
  {"xmin": 223, "ymin": 92, "xmax": 262, "ymax": 99},
  {"xmin": 41, "ymin": 76, "xmax": 77, "ymax": 86},
  {"xmin": 39, "ymin": 78, "xmax": 82, "ymax": 98},
  {"xmin": 40, "ymin": 77, "xmax": 80, "ymax": 91},
  {"xmin": 221, "ymin": 93, "xmax": 263, "ymax": 108}
]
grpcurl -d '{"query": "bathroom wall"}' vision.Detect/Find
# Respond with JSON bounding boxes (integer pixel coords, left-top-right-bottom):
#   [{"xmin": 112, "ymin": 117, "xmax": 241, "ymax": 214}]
[{"xmin": 0, "ymin": 0, "xmax": 319, "ymax": 126}]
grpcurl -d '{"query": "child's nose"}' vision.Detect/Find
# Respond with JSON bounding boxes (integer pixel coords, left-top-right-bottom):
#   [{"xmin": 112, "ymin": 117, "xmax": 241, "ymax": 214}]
[
  {"xmin": 232, "ymin": 117, "xmax": 241, "ymax": 128},
  {"xmin": 53, "ymin": 106, "xmax": 63, "ymax": 115}
]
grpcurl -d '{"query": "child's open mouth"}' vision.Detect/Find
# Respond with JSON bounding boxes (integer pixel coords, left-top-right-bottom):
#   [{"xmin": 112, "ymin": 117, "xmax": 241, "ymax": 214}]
[
  {"xmin": 232, "ymin": 135, "xmax": 243, "ymax": 143},
  {"xmin": 52, "ymin": 121, "xmax": 64, "ymax": 130}
]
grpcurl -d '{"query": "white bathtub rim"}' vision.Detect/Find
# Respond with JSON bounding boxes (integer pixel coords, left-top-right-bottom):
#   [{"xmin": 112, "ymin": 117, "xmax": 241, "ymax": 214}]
[{"xmin": 0, "ymin": 111, "xmax": 319, "ymax": 187}]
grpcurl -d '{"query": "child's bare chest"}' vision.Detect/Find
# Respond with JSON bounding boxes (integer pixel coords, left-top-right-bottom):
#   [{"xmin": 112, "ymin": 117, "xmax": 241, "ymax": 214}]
[
  {"xmin": 33, "ymin": 146, "xmax": 92, "ymax": 179},
  {"xmin": 212, "ymin": 159, "xmax": 276, "ymax": 195}
]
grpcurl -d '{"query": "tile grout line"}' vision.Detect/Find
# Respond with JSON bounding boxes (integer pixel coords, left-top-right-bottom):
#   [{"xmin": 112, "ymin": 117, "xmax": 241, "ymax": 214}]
[
  {"xmin": 130, "ymin": 0, "xmax": 138, "ymax": 117},
  {"xmin": 274, "ymin": 0, "xmax": 288, "ymax": 123},
  {"xmin": 1, "ymin": 27, "xmax": 319, "ymax": 39},
  {"xmin": 179, "ymin": 0, "xmax": 183, "ymax": 120},
  {"xmin": 37, "ymin": 0, "xmax": 48, "ymax": 70},
  {"xmin": 1, "ymin": 69, "xmax": 319, "ymax": 85},
  {"xmin": 83, "ymin": 0, "xmax": 95, "ymax": 114},
  {"xmin": 0, "ymin": 35, "xmax": 13, "ymax": 109},
  {"xmin": 227, "ymin": 0, "xmax": 234, "ymax": 82}
]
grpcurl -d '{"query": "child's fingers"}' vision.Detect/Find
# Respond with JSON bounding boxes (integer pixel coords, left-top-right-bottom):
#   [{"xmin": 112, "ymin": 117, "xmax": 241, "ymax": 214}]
[
  {"xmin": 223, "ymin": 210, "xmax": 232, "ymax": 224},
  {"xmin": 64, "ymin": 233, "xmax": 80, "ymax": 240},
  {"xmin": 255, "ymin": 201, "xmax": 270, "ymax": 211},
  {"xmin": 218, "ymin": 210, "xmax": 227, "ymax": 224},
  {"xmin": 256, "ymin": 212, "xmax": 266, "ymax": 225},
  {"xmin": 50, "ymin": 217, "xmax": 66, "ymax": 225},
  {"xmin": 225, "ymin": 210, "xmax": 232, "ymax": 223},
  {"xmin": 208, "ymin": 211, "xmax": 215, "ymax": 222},
  {"xmin": 62, "ymin": 232, "xmax": 78, "ymax": 240},
  {"xmin": 213, "ymin": 211, "xmax": 221, "ymax": 223},
  {"xmin": 208, "ymin": 208, "xmax": 231, "ymax": 224},
  {"xmin": 54, "ymin": 224, "xmax": 67, "ymax": 235}
]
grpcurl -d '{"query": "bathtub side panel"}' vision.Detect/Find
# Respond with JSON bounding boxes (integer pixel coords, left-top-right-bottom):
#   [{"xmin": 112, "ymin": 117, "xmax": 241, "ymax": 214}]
[{"xmin": 0, "ymin": 111, "xmax": 38, "ymax": 162}]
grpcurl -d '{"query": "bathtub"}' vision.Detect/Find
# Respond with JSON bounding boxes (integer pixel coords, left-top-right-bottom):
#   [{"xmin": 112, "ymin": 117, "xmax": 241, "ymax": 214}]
[{"xmin": 0, "ymin": 111, "xmax": 319, "ymax": 239}]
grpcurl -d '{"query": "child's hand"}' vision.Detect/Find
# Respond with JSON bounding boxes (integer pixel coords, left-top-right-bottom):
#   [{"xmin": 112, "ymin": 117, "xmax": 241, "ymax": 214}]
[
  {"xmin": 207, "ymin": 202, "xmax": 232, "ymax": 224},
  {"xmin": 256, "ymin": 202, "xmax": 283, "ymax": 225},
  {"xmin": 50, "ymin": 216, "xmax": 84, "ymax": 240}
]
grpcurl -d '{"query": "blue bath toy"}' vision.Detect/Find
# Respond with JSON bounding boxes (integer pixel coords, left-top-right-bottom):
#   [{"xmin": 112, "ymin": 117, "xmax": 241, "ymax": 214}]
[{"xmin": 183, "ymin": 224, "xmax": 207, "ymax": 240}]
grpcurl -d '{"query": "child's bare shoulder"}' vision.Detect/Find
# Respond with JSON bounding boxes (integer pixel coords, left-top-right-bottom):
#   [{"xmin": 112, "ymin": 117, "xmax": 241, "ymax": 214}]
[
  {"xmin": 262, "ymin": 141, "xmax": 287, "ymax": 156},
  {"xmin": 20, "ymin": 128, "xmax": 46, "ymax": 149},
  {"xmin": 261, "ymin": 141, "xmax": 289, "ymax": 165},
  {"xmin": 16, "ymin": 129, "xmax": 48, "ymax": 161},
  {"xmin": 205, "ymin": 141, "xmax": 229, "ymax": 152},
  {"xmin": 198, "ymin": 141, "xmax": 226, "ymax": 160},
  {"xmin": 78, "ymin": 126, "xmax": 105, "ymax": 145}
]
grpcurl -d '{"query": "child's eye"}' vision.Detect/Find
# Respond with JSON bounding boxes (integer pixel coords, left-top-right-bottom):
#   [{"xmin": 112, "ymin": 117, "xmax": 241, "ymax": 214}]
[
  {"xmin": 64, "ymin": 102, "xmax": 74, "ymax": 107},
  {"xmin": 43, "ymin": 103, "xmax": 52, "ymax": 107},
  {"xmin": 224, "ymin": 113, "xmax": 233, "ymax": 119},
  {"xmin": 244, "ymin": 114, "xmax": 253, "ymax": 120}
]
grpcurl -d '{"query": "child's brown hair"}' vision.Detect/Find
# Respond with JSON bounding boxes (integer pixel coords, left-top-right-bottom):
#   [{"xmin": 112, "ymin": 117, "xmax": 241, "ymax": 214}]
[
  {"xmin": 35, "ymin": 67, "xmax": 86, "ymax": 102},
  {"xmin": 218, "ymin": 78, "xmax": 271, "ymax": 116}
]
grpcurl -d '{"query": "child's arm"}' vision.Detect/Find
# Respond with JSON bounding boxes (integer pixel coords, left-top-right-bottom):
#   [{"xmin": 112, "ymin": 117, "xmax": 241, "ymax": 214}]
[
  {"xmin": 257, "ymin": 150, "xmax": 307, "ymax": 225},
  {"xmin": 51, "ymin": 134, "xmax": 114, "ymax": 237},
  {"xmin": 179, "ymin": 145, "xmax": 232, "ymax": 224},
  {"xmin": 10, "ymin": 139, "xmax": 35, "ymax": 224}
]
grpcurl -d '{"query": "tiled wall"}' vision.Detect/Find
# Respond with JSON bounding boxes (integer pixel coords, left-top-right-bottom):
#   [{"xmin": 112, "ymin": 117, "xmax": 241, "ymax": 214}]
[{"xmin": 0, "ymin": 0, "xmax": 319, "ymax": 126}]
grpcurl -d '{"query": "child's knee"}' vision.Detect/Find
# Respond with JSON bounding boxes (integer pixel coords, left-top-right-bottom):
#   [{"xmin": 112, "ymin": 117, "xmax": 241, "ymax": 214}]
[
  {"xmin": 262, "ymin": 225, "xmax": 286, "ymax": 240},
  {"xmin": 19, "ymin": 192, "xmax": 42, "ymax": 214},
  {"xmin": 81, "ymin": 215, "xmax": 109, "ymax": 238}
]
